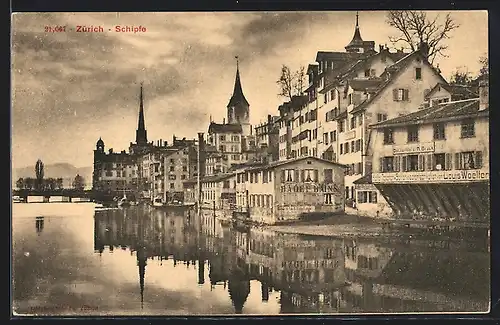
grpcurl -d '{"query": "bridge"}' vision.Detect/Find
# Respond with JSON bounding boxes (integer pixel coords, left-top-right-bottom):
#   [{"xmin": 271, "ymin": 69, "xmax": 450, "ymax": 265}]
[{"xmin": 12, "ymin": 189, "xmax": 127, "ymax": 203}]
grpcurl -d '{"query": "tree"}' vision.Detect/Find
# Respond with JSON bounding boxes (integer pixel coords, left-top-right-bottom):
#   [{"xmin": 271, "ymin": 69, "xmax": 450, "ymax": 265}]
[
  {"xmin": 72, "ymin": 174, "xmax": 85, "ymax": 191},
  {"xmin": 386, "ymin": 11, "xmax": 459, "ymax": 64},
  {"xmin": 24, "ymin": 177, "xmax": 35, "ymax": 191},
  {"xmin": 277, "ymin": 65, "xmax": 306, "ymax": 100},
  {"xmin": 56, "ymin": 178, "xmax": 64, "ymax": 190},
  {"xmin": 16, "ymin": 178, "xmax": 25, "ymax": 190},
  {"xmin": 450, "ymin": 66, "xmax": 473, "ymax": 85},
  {"xmin": 35, "ymin": 159, "xmax": 44, "ymax": 191},
  {"xmin": 479, "ymin": 54, "xmax": 488, "ymax": 78}
]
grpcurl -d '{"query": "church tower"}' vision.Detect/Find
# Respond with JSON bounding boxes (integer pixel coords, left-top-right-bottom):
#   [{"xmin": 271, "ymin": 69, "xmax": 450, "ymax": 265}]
[
  {"xmin": 136, "ymin": 83, "xmax": 148, "ymax": 145},
  {"xmin": 227, "ymin": 56, "xmax": 251, "ymax": 136},
  {"xmin": 345, "ymin": 12, "xmax": 375, "ymax": 53}
]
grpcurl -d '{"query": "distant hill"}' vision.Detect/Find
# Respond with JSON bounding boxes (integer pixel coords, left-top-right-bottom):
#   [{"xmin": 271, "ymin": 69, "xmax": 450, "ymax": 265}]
[{"xmin": 12, "ymin": 163, "xmax": 93, "ymax": 189}]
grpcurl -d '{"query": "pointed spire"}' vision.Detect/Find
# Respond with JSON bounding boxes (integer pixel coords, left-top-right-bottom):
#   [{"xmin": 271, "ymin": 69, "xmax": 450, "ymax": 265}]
[
  {"xmin": 345, "ymin": 11, "xmax": 365, "ymax": 52},
  {"xmin": 227, "ymin": 56, "xmax": 249, "ymax": 109},
  {"xmin": 136, "ymin": 82, "xmax": 148, "ymax": 145}
]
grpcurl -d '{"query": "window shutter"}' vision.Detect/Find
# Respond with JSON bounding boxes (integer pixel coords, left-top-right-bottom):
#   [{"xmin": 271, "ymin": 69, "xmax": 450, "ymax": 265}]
[
  {"xmin": 394, "ymin": 156, "xmax": 400, "ymax": 172},
  {"xmin": 314, "ymin": 170, "xmax": 319, "ymax": 182},
  {"xmin": 404, "ymin": 89, "xmax": 410, "ymax": 101},
  {"xmin": 418, "ymin": 154, "xmax": 425, "ymax": 171},
  {"xmin": 454, "ymin": 153, "xmax": 461, "ymax": 170},
  {"xmin": 379, "ymin": 158, "xmax": 384, "ymax": 172},
  {"xmin": 393, "ymin": 89, "xmax": 398, "ymax": 101},
  {"xmin": 427, "ymin": 153, "xmax": 436, "ymax": 170},
  {"xmin": 402, "ymin": 155, "xmax": 408, "ymax": 172},
  {"xmin": 295, "ymin": 169, "xmax": 300, "ymax": 181},
  {"xmin": 475, "ymin": 151, "xmax": 483, "ymax": 168},
  {"xmin": 444, "ymin": 153, "xmax": 451, "ymax": 170}
]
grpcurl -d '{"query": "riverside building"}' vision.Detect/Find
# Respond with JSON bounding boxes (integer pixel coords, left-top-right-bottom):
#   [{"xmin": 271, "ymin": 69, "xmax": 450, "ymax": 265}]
[{"xmin": 369, "ymin": 79, "xmax": 489, "ymax": 222}]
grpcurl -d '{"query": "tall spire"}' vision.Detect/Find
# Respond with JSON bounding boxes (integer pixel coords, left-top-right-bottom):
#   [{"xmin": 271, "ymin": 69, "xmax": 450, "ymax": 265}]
[
  {"xmin": 345, "ymin": 11, "xmax": 365, "ymax": 52},
  {"xmin": 136, "ymin": 82, "xmax": 148, "ymax": 145},
  {"xmin": 227, "ymin": 56, "xmax": 249, "ymax": 109}
]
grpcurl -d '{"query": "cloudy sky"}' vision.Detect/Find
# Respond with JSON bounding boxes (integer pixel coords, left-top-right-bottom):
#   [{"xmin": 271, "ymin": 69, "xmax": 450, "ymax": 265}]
[{"xmin": 11, "ymin": 11, "xmax": 487, "ymax": 169}]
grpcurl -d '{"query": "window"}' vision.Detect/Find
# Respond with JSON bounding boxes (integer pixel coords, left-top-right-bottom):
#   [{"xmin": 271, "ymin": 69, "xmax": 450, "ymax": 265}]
[
  {"xmin": 364, "ymin": 69, "xmax": 370, "ymax": 77},
  {"xmin": 433, "ymin": 122, "xmax": 446, "ymax": 140},
  {"xmin": 340, "ymin": 143, "xmax": 343, "ymax": 154},
  {"xmin": 223, "ymin": 181, "xmax": 230, "ymax": 188},
  {"xmin": 393, "ymin": 88, "xmax": 409, "ymax": 101},
  {"xmin": 350, "ymin": 117, "xmax": 356, "ymax": 129},
  {"xmin": 383, "ymin": 128, "xmax": 394, "ymax": 144},
  {"xmin": 461, "ymin": 119, "xmax": 475, "ymax": 138},
  {"xmin": 415, "ymin": 67, "xmax": 422, "ymax": 80},
  {"xmin": 219, "ymin": 145, "xmax": 226, "ymax": 152},
  {"xmin": 220, "ymin": 135, "xmax": 226, "ymax": 141},
  {"xmin": 284, "ymin": 169, "xmax": 295, "ymax": 182},
  {"xmin": 302, "ymin": 169, "xmax": 319, "ymax": 182},
  {"xmin": 170, "ymin": 183, "xmax": 175, "ymax": 189},
  {"xmin": 339, "ymin": 120, "xmax": 345, "ymax": 133},
  {"xmin": 324, "ymin": 93, "xmax": 328, "ymax": 104},
  {"xmin": 351, "ymin": 141, "xmax": 355, "ymax": 152},
  {"xmin": 358, "ymin": 162, "xmax": 363, "ymax": 174},
  {"xmin": 381, "ymin": 156, "xmax": 394, "ymax": 172},
  {"xmin": 324, "ymin": 169, "xmax": 333, "ymax": 183},
  {"xmin": 345, "ymin": 142, "xmax": 350, "ymax": 154},
  {"xmin": 232, "ymin": 135, "xmax": 239, "ymax": 141},
  {"xmin": 433, "ymin": 153, "xmax": 445, "ymax": 170},
  {"xmin": 355, "ymin": 139, "xmax": 361, "ymax": 152},
  {"xmin": 455, "ymin": 151, "xmax": 483, "ymax": 170},
  {"xmin": 170, "ymin": 166, "xmax": 175, "ymax": 172},
  {"xmin": 330, "ymin": 131, "xmax": 336, "ymax": 142},
  {"xmin": 323, "ymin": 133, "xmax": 329, "ymax": 145},
  {"xmin": 263, "ymin": 171, "xmax": 269, "ymax": 183},
  {"xmin": 168, "ymin": 175, "xmax": 176, "ymax": 180},
  {"xmin": 358, "ymin": 191, "xmax": 378, "ymax": 203},
  {"xmin": 182, "ymin": 166, "xmax": 188, "ymax": 172},
  {"xmin": 324, "ymin": 194, "xmax": 333, "ymax": 205},
  {"xmin": 348, "ymin": 94, "xmax": 353, "ymax": 105},
  {"xmin": 408, "ymin": 155, "xmax": 419, "ymax": 171},
  {"xmin": 330, "ymin": 90, "xmax": 336, "ymax": 100},
  {"xmin": 407, "ymin": 125, "xmax": 419, "ymax": 143},
  {"xmin": 181, "ymin": 175, "xmax": 186, "ymax": 180},
  {"xmin": 358, "ymin": 115, "xmax": 363, "ymax": 126},
  {"xmin": 377, "ymin": 113, "xmax": 388, "ymax": 122}
]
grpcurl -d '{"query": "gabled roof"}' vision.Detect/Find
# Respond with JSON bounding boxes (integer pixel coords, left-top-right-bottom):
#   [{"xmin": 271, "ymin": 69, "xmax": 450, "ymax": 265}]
[
  {"xmin": 371, "ymin": 98, "xmax": 487, "ymax": 129},
  {"xmin": 425, "ymin": 82, "xmax": 479, "ymax": 101},
  {"xmin": 350, "ymin": 50, "xmax": 449, "ymax": 115},
  {"xmin": 236, "ymin": 156, "xmax": 346, "ymax": 173},
  {"xmin": 208, "ymin": 122, "xmax": 242, "ymax": 134}
]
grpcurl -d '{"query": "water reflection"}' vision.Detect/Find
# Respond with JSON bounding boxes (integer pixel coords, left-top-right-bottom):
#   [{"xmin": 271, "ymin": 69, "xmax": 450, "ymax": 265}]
[
  {"xmin": 35, "ymin": 216, "xmax": 44, "ymax": 235},
  {"xmin": 90, "ymin": 206, "xmax": 489, "ymax": 314}
]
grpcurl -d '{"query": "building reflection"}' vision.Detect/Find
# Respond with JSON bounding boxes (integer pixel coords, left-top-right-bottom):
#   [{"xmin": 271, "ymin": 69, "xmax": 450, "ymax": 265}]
[{"xmin": 93, "ymin": 207, "xmax": 489, "ymax": 314}]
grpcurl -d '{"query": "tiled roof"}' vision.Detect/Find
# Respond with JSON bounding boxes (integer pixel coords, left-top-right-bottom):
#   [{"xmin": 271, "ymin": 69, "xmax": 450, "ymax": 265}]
[
  {"xmin": 350, "ymin": 50, "xmax": 449, "ymax": 115},
  {"xmin": 208, "ymin": 122, "xmax": 242, "ymax": 134},
  {"xmin": 236, "ymin": 156, "xmax": 346, "ymax": 173},
  {"xmin": 425, "ymin": 83, "xmax": 479, "ymax": 101},
  {"xmin": 353, "ymin": 174, "xmax": 372, "ymax": 184},
  {"xmin": 349, "ymin": 78, "xmax": 384, "ymax": 91},
  {"xmin": 371, "ymin": 98, "xmax": 487, "ymax": 128}
]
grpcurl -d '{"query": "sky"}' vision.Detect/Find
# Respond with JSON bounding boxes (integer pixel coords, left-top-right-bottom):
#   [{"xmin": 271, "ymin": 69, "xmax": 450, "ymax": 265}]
[{"xmin": 11, "ymin": 11, "xmax": 488, "ymax": 169}]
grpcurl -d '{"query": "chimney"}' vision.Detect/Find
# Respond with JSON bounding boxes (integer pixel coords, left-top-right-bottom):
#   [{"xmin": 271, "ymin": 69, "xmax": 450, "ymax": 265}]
[
  {"xmin": 379, "ymin": 44, "xmax": 384, "ymax": 52},
  {"xmin": 109, "ymin": 148, "xmax": 113, "ymax": 154},
  {"xmin": 479, "ymin": 79, "xmax": 489, "ymax": 111},
  {"xmin": 419, "ymin": 41, "xmax": 429, "ymax": 59}
]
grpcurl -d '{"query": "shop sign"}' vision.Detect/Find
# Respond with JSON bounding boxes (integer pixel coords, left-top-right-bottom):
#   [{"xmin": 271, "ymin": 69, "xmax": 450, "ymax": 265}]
[
  {"xmin": 393, "ymin": 142, "xmax": 435, "ymax": 155},
  {"xmin": 372, "ymin": 169, "xmax": 489, "ymax": 184}
]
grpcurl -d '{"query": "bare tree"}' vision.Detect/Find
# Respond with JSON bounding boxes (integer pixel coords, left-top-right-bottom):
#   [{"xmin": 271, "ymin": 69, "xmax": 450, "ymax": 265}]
[
  {"xmin": 479, "ymin": 54, "xmax": 488, "ymax": 77},
  {"xmin": 450, "ymin": 66, "xmax": 473, "ymax": 85},
  {"xmin": 277, "ymin": 65, "xmax": 306, "ymax": 100},
  {"xmin": 386, "ymin": 11, "xmax": 459, "ymax": 64}
]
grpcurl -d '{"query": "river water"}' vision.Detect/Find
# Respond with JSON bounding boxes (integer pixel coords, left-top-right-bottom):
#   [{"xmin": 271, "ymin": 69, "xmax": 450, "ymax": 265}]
[{"xmin": 12, "ymin": 203, "xmax": 490, "ymax": 316}]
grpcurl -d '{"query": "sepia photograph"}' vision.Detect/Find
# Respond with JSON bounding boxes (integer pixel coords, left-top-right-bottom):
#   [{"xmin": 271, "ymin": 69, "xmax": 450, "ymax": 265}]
[{"xmin": 11, "ymin": 10, "xmax": 490, "ymax": 316}]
